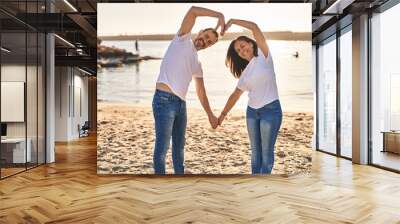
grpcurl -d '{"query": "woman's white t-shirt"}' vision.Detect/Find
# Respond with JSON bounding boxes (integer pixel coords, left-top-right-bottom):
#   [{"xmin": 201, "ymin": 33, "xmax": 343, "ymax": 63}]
[
  {"xmin": 156, "ymin": 32, "xmax": 203, "ymax": 101},
  {"xmin": 236, "ymin": 48, "xmax": 279, "ymax": 109}
]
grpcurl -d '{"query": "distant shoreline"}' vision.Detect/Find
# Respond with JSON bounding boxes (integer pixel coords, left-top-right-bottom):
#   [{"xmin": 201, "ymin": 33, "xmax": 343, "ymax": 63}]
[{"xmin": 99, "ymin": 31, "xmax": 311, "ymax": 41}]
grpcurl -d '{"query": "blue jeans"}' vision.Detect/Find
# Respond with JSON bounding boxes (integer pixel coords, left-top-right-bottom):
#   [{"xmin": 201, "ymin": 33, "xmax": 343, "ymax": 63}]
[
  {"xmin": 246, "ymin": 100, "xmax": 282, "ymax": 174},
  {"xmin": 152, "ymin": 90, "xmax": 187, "ymax": 174}
]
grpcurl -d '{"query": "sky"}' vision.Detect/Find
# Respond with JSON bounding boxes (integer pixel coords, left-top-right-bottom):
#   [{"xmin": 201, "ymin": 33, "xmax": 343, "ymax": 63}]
[{"xmin": 98, "ymin": 3, "xmax": 311, "ymax": 36}]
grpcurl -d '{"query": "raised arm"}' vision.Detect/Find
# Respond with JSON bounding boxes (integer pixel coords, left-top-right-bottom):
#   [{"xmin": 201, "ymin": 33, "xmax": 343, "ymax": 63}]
[
  {"xmin": 218, "ymin": 88, "xmax": 243, "ymax": 125},
  {"xmin": 225, "ymin": 19, "xmax": 270, "ymax": 58},
  {"xmin": 179, "ymin": 6, "xmax": 225, "ymax": 36},
  {"xmin": 194, "ymin": 77, "xmax": 218, "ymax": 129}
]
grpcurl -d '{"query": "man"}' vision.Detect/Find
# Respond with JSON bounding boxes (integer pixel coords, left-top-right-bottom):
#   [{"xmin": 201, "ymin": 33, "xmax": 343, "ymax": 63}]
[{"xmin": 152, "ymin": 6, "xmax": 225, "ymax": 174}]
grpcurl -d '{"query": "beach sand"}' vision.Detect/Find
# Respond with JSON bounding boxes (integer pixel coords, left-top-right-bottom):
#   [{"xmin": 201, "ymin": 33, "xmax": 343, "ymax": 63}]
[{"xmin": 97, "ymin": 103, "xmax": 313, "ymax": 175}]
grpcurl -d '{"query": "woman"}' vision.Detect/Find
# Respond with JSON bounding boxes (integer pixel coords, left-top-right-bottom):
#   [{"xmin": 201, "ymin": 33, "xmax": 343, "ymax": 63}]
[{"xmin": 218, "ymin": 19, "xmax": 282, "ymax": 174}]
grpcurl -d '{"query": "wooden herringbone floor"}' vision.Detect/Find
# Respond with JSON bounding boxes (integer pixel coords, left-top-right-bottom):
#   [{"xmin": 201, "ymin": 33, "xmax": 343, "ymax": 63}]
[{"xmin": 1, "ymin": 135, "xmax": 400, "ymax": 224}]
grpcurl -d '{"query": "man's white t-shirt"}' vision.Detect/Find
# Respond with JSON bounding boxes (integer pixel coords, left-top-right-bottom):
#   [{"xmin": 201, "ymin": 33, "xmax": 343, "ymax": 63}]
[
  {"xmin": 156, "ymin": 32, "xmax": 203, "ymax": 101},
  {"xmin": 237, "ymin": 48, "xmax": 279, "ymax": 109}
]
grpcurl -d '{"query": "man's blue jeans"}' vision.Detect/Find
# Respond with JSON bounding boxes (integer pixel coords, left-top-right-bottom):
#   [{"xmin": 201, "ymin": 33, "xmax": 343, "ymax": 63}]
[
  {"xmin": 246, "ymin": 100, "xmax": 282, "ymax": 174},
  {"xmin": 152, "ymin": 90, "xmax": 186, "ymax": 174}
]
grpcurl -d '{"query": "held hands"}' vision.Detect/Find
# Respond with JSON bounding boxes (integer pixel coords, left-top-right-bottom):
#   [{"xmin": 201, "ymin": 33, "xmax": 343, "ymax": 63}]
[
  {"xmin": 215, "ymin": 17, "xmax": 237, "ymax": 36},
  {"xmin": 224, "ymin": 19, "xmax": 235, "ymax": 32},
  {"xmin": 207, "ymin": 111, "xmax": 227, "ymax": 129},
  {"xmin": 218, "ymin": 113, "xmax": 226, "ymax": 126},
  {"xmin": 215, "ymin": 16, "xmax": 239, "ymax": 36},
  {"xmin": 208, "ymin": 112, "xmax": 219, "ymax": 129}
]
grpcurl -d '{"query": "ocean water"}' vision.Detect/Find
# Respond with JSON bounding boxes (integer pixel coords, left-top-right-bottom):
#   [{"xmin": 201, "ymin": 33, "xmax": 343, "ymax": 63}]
[{"xmin": 98, "ymin": 40, "xmax": 313, "ymax": 112}]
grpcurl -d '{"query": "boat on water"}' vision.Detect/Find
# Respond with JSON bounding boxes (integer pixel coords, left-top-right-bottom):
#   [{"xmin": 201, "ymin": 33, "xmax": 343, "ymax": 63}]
[
  {"xmin": 98, "ymin": 58, "xmax": 123, "ymax": 68},
  {"xmin": 123, "ymin": 54, "xmax": 140, "ymax": 63}
]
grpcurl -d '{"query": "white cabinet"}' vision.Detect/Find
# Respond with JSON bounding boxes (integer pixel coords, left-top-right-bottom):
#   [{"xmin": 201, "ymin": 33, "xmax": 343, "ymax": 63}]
[{"xmin": 1, "ymin": 138, "xmax": 32, "ymax": 163}]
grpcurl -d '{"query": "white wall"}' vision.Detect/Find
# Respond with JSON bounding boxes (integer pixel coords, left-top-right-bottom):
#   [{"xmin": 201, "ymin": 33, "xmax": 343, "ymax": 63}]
[
  {"xmin": 55, "ymin": 66, "xmax": 69, "ymax": 141},
  {"xmin": 70, "ymin": 72, "xmax": 89, "ymax": 139},
  {"xmin": 55, "ymin": 67, "xmax": 89, "ymax": 141},
  {"xmin": 1, "ymin": 65, "xmax": 26, "ymax": 138}
]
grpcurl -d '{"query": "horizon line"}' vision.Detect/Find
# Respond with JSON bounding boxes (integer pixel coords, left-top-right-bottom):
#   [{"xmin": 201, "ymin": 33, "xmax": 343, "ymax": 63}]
[
  {"xmin": 99, "ymin": 31, "xmax": 311, "ymax": 41},
  {"xmin": 99, "ymin": 31, "xmax": 311, "ymax": 37}
]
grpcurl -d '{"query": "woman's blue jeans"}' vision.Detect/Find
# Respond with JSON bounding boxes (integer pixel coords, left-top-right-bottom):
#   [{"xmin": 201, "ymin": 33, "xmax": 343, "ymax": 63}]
[
  {"xmin": 246, "ymin": 100, "xmax": 282, "ymax": 174},
  {"xmin": 152, "ymin": 90, "xmax": 186, "ymax": 174}
]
